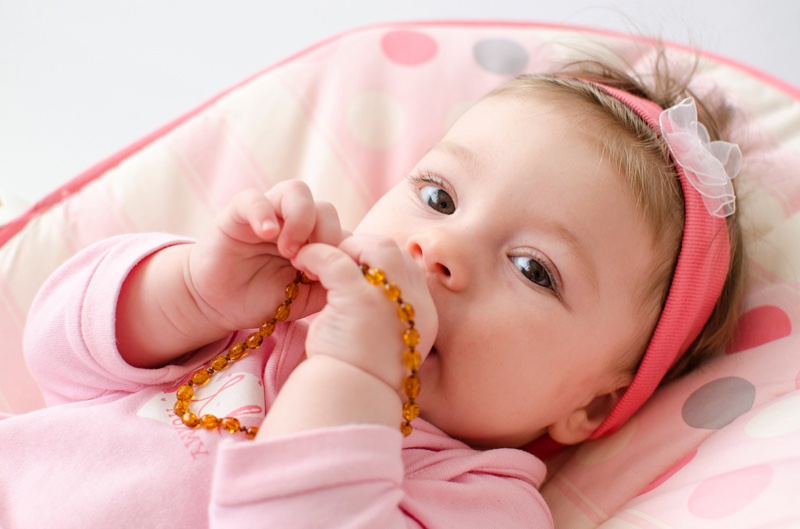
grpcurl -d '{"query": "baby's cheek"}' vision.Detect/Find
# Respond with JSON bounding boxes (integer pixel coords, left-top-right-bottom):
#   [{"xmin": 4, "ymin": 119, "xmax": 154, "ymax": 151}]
[{"xmin": 554, "ymin": 369, "xmax": 599, "ymax": 405}]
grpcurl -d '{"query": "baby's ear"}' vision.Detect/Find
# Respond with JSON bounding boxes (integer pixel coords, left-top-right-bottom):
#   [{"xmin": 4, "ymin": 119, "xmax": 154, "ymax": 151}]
[{"xmin": 547, "ymin": 385, "xmax": 629, "ymax": 445}]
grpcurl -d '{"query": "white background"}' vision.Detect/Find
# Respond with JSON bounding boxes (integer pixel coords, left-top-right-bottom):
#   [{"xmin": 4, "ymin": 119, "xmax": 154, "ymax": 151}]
[{"xmin": 1, "ymin": 0, "xmax": 798, "ymax": 213}]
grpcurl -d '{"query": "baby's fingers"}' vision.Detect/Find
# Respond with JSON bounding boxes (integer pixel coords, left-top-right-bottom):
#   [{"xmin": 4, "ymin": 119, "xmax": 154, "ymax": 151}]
[
  {"xmin": 219, "ymin": 189, "xmax": 281, "ymax": 243},
  {"xmin": 291, "ymin": 242, "xmax": 363, "ymax": 294},
  {"xmin": 309, "ymin": 201, "xmax": 345, "ymax": 248},
  {"xmin": 337, "ymin": 235, "xmax": 408, "ymax": 276},
  {"xmin": 292, "ymin": 242, "xmax": 409, "ymax": 387},
  {"xmin": 267, "ymin": 181, "xmax": 316, "ymax": 257},
  {"xmin": 338, "ymin": 234, "xmax": 437, "ymax": 358}
]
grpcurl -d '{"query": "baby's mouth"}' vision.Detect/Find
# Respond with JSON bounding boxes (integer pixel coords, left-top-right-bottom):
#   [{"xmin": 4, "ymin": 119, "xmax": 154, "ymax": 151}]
[{"xmin": 424, "ymin": 345, "xmax": 438, "ymax": 362}]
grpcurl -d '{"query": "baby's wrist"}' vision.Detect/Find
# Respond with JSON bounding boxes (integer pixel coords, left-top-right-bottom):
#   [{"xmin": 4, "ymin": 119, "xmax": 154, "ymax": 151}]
[
  {"xmin": 151, "ymin": 244, "xmax": 231, "ymax": 345},
  {"xmin": 260, "ymin": 354, "xmax": 403, "ymax": 438},
  {"xmin": 304, "ymin": 352, "xmax": 404, "ymax": 395},
  {"xmin": 180, "ymin": 246, "xmax": 245, "ymax": 337},
  {"xmin": 117, "ymin": 243, "xmax": 229, "ymax": 367}
]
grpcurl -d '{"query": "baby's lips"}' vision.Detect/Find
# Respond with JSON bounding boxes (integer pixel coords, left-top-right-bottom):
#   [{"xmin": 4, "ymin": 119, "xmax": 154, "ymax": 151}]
[
  {"xmin": 414, "ymin": 331, "xmax": 437, "ymax": 366},
  {"xmin": 422, "ymin": 345, "xmax": 437, "ymax": 364},
  {"xmin": 419, "ymin": 290, "xmax": 439, "ymax": 358}
]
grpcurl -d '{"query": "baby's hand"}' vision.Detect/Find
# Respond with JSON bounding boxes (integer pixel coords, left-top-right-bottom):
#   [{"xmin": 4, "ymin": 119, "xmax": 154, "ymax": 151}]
[
  {"xmin": 187, "ymin": 182, "xmax": 345, "ymax": 333},
  {"xmin": 291, "ymin": 234, "xmax": 438, "ymax": 389}
]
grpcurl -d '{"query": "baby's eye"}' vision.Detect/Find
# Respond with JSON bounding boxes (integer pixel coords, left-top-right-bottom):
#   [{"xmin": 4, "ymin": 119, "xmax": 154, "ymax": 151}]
[
  {"xmin": 420, "ymin": 185, "xmax": 456, "ymax": 215},
  {"xmin": 511, "ymin": 256, "xmax": 553, "ymax": 290}
]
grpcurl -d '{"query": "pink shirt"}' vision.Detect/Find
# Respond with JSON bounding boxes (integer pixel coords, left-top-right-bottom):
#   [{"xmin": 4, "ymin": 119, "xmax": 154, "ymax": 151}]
[{"xmin": 1, "ymin": 234, "xmax": 551, "ymax": 528}]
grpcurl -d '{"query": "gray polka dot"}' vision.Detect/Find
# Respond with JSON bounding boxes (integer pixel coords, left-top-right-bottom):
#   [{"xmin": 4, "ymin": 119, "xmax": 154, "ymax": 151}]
[
  {"xmin": 682, "ymin": 377, "xmax": 756, "ymax": 429},
  {"xmin": 473, "ymin": 38, "xmax": 529, "ymax": 75}
]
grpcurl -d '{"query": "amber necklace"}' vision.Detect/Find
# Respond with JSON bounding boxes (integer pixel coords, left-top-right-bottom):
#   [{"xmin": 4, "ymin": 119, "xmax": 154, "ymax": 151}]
[{"xmin": 174, "ymin": 265, "xmax": 421, "ymax": 439}]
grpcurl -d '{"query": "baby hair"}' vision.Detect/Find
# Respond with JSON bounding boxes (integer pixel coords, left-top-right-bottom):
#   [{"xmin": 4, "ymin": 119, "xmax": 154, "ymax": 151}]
[{"xmin": 488, "ymin": 52, "xmax": 746, "ymax": 386}]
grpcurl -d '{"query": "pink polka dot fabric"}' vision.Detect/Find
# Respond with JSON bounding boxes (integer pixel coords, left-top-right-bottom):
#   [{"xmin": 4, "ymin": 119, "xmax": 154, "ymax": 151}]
[
  {"xmin": 381, "ymin": 30, "xmax": 439, "ymax": 66},
  {"xmin": 1, "ymin": 21, "xmax": 798, "ymax": 528}
]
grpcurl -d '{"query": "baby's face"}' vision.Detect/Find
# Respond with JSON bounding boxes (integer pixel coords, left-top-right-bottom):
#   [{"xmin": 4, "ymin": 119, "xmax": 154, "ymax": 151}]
[{"xmin": 355, "ymin": 93, "xmax": 659, "ymax": 448}]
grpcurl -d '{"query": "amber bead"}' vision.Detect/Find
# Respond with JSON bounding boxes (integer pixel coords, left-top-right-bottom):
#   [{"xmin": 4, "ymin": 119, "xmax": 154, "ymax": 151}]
[
  {"xmin": 191, "ymin": 369, "xmax": 211, "ymax": 386},
  {"xmin": 384, "ymin": 282, "xmax": 401, "ymax": 302},
  {"xmin": 285, "ymin": 282, "xmax": 300, "ymax": 300},
  {"xmin": 211, "ymin": 355, "xmax": 229, "ymax": 371},
  {"xmin": 402, "ymin": 401, "xmax": 420, "ymax": 422},
  {"xmin": 174, "ymin": 400, "xmax": 189, "ymax": 416},
  {"xmin": 200, "ymin": 414, "xmax": 220, "ymax": 429},
  {"xmin": 400, "ymin": 422, "xmax": 413, "ymax": 437},
  {"xmin": 274, "ymin": 302, "xmax": 291, "ymax": 321},
  {"xmin": 228, "ymin": 343, "xmax": 246, "ymax": 360},
  {"xmin": 245, "ymin": 426, "xmax": 259, "ymax": 439},
  {"xmin": 260, "ymin": 320, "xmax": 277, "ymax": 337},
  {"xmin": 246, "ymin": 332, "xmax": 263, "ymax": 349},
  {"xmin": 299, "ymin": 272, "xmax": 313, "ymax": 284},
  {"xmin": 402, "ymin": 374, "xmax": 421, "ymax": 399},
  {"xmin": 402, "ymin": 350, "xmax": 422, "ymax": 371},
  {"xmin": 181, "ymin": 412, "xmax": 199, "ymax": 428},
  {"xmin": 176, "ymin": 385, "xmax": 194, "ymax": 401},
  {"xmin": 397, "ymin": 303, "xmax": 414, "ymax": 323},
  {"xmin": 365, "ymin": 267, "xmax": 386, "ymax": 285},
  {"xmin": 402, "ymin": 328, "xmax": 420, "ymax": 347},
  {"xmin": 222, "ymin": 417, "xmax": 241, "ymax": 433}
]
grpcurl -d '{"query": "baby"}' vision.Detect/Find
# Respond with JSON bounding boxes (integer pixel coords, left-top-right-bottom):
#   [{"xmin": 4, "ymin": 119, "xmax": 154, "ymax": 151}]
[{"xmin": 4, "ymin": 62, "xmax": 744, "ymax": 528}]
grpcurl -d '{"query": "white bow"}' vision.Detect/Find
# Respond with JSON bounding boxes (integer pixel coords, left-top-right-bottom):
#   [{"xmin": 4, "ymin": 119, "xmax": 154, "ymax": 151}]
[{"xmin": 659, "ymin": 98, "xmax": 741, "ymax": 218}]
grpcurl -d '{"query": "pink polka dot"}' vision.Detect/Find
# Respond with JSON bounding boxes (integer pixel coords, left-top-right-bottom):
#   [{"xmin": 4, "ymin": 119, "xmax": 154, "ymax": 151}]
[
  {"xmin": 641, "ymin": 450, "xmax": 697, "ymax": 494},
  {"xmin": 688, "ymin": 464, "xmax": 773, "ymax": 519},
  {"xmin": 728, "ymin": 305, "xmax": 791, "ymax": 353},
  {"xmin": 381, "ymin": 30, "xmax": 438, "ymax": 66}
]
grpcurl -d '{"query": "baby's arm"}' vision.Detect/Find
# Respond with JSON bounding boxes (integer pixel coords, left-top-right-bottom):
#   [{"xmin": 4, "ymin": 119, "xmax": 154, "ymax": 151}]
[{"xmin": 116, "ymin": 182, "xmax": 344, "ymax": 368}]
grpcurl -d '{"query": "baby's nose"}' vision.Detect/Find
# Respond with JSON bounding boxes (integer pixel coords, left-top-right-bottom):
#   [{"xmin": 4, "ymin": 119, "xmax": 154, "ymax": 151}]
[{"xmin": 406, "ymin": 231, "xmax": 468, "ymax": 292}]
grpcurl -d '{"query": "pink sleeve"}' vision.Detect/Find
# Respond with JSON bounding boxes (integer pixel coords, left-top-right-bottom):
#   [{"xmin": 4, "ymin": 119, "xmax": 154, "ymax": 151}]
[
  {"xmin": 211, "ymin": 426, "xmax": 412, "ymax": 528},
  {"xmin": 23, "ymin": 233, "xmax": 212, "ymax": 405},
  {"xmin": 210, "ymin": 425, "xmax": 553, "ymax": 528}
]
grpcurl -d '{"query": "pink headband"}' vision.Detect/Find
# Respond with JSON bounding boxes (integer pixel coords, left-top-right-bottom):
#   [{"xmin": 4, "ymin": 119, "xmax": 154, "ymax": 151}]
[{"xmin": 588, "ymin": 84, "xmax": 740, "ymax": 439}]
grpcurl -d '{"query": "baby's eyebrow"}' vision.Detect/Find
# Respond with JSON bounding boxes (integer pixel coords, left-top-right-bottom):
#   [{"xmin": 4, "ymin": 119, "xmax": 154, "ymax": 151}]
[{"xmin": 426, "ymin": 141, "xmax": 480, "ymax": 173}]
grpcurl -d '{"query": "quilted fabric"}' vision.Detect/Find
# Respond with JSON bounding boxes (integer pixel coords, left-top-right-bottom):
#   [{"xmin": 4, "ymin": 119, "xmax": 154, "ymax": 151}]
[{"xmin": 1, "ymin": 21, "xmax": 798, "ymax": 528}]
